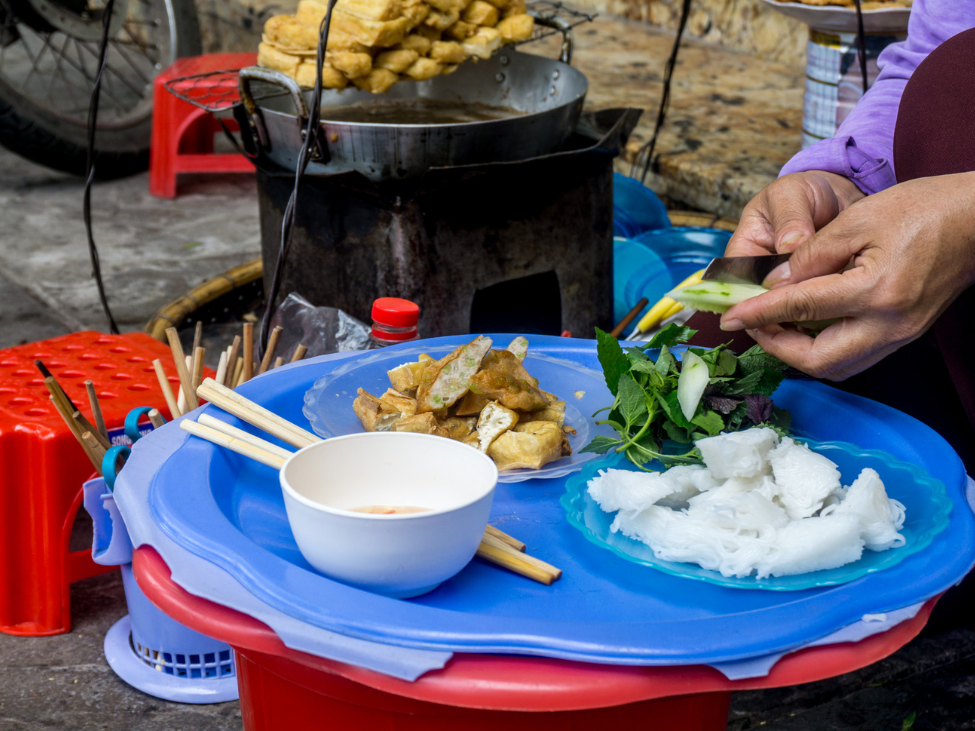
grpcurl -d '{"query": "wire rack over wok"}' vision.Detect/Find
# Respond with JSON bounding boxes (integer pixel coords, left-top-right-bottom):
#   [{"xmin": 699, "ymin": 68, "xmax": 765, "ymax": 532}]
[{"xmin": 520, "ymin": 1, "xmax": 596, "ymax": 45}]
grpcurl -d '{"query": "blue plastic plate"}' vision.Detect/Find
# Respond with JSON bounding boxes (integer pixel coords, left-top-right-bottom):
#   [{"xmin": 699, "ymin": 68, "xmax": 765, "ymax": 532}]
[
  {"xmin": 141, "ymin": 335, "xmax": 975, "ymax": 666},
  {"xmin": 302, "ymin": 341, "xmax": 617, "ymax": 483},
  {"xmin": 563, "ymin": 442, "xmax": 952, "ymax": 590}
]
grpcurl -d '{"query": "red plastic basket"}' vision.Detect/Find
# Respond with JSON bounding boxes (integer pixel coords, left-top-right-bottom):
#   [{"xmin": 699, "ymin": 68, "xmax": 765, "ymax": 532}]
[{"xmin": 0, "ymin": 332, "xmax": 195, "ymax": 636}]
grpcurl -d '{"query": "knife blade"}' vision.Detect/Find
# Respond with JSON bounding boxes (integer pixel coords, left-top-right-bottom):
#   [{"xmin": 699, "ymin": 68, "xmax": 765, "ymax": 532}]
[{"xmin": 701, "ymin": 254, "xmax": 792, "ymax": 286}]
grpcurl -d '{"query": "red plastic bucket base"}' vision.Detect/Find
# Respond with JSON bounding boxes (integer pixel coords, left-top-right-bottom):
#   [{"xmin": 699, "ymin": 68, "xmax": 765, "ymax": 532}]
[{"xmin": 236, "ymin": 648, "xmax": 731, "ymax": 731}]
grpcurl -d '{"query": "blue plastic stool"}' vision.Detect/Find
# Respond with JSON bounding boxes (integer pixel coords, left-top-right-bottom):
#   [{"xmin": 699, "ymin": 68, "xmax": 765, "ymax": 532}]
[
  {"xmin": 83, "ymin": 473, "xmax": 239, "ymax": 703},
  {"xmin": 612, "ymin": 172, "xmax": 671, "ymax": 239}
]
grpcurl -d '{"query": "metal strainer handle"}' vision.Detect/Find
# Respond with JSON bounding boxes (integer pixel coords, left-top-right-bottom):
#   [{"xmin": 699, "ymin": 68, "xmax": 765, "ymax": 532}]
[
  {"xmin": 529, "ymin": 13, "xmax": 575, "ymax": 65},
  {"xmin": 238, "ymin": 67, "xmax": 310, "ymax": 149}
]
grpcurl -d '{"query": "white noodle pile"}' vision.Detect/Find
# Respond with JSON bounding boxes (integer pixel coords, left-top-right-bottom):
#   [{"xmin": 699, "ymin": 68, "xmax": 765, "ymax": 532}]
[{"xmin": 587, "ymin": 428, "xmax": 907, "ymax": 579}]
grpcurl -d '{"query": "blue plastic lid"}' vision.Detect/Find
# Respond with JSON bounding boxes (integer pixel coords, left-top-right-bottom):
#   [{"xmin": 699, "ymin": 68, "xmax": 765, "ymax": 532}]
[{"xmin": 612, "ymin": 173, "xmax": 671, "ymax": 239}]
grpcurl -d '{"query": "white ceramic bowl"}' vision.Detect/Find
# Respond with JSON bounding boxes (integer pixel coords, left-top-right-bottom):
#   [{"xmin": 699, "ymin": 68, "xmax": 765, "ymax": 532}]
[{"xmin": 280, "ymin": 432, "xmax": 498, "ymax": 598}]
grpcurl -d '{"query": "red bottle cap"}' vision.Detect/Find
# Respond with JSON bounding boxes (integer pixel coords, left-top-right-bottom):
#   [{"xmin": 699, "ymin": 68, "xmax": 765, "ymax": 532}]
[{"xmin": 371, "ymin": 298, "xmax": 419, "ymax": 328}]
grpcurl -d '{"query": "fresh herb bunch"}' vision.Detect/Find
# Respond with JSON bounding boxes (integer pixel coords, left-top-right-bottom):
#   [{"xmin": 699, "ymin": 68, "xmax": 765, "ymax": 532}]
[{"xmin": 581, "ymin": 324, "xmax": 792, "ymax": 469}]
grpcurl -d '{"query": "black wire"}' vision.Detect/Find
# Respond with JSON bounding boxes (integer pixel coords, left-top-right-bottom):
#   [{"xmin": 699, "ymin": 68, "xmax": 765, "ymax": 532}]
[
  {"xmin": 258, "ymin": 0, "xmax": 337, "ymax": 355},
  {"xmin": 852, "ymin": 0, "xmax": 869, "ymax": 95},
  {"xmin": 631, "ymin": 0, "xmax": 693, "ymax": 184},
  {"xmin": 83, "ymin": 0, "xmax": 121, "ymax": 334}
]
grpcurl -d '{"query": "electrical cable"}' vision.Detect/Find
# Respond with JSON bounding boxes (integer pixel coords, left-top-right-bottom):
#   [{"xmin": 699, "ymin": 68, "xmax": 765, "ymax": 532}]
[
  {"xmin": 258, "ymin": 0, "xmax": 338, "ymax": 355},
  {"xmin": 631, "ymin": 0, "xmax": 693, "ymax": 185},
  {"xmin": 84, "ymin": 0, "xmax": 121, "ymax": 334},
  {"xmin": 852, "ymin": 0, "xmax": 869, "ymax": 95}
]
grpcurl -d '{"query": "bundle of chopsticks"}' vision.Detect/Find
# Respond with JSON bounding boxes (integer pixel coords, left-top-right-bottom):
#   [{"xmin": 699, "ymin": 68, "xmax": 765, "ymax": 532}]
[
  {"xmin": 182, "ymin": 377, "xmax": 563, "ymax": 586},
  {"xmin": 153, "ymin": 321, "xmax": 309, "ymax": 419},
  {"xmin": 40, "ymin": 360, "xmax": 165, "ymax": 475}
]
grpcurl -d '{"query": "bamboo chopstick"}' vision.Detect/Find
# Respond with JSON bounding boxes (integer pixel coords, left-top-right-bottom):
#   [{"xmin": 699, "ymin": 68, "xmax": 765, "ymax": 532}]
[
  {"xmin": 272, "ymin": 356, "xmax": 284, "ymax": 370},
  {"xmin": 241, "ymin": 323, "xmax": 254, "ymax": 384},
  {"xmin": 181, "ymin": 421, "xmax": 558, "ymax": 585},
  {"xmin": 36, "ymin": 361, "xmax": 78, "ymax": 412},
  {"xmin": 197, "ymin": 414, "xmax": 295, "ymax": 460},
  {"xmin": 231, "ymin": 358, "xmax": 244, "ymax": 389},
  {"xmin": 610, "ymin": 297, "xmax": 649, "ymax": 339},
  {"xmin": 49, "ymin": 395, "xmax": 101, "ymax": 472},
  {"xmin": 478, "ymin": 533, "xmax": 562, "ymax": 584},
  {"xmin": 196, "ymin": 378, "xmax": 320, "ymax": 448},
  {"xmin": 45, "ymin": 376, "xmax": 108, "ymax": 449},
  {"xmin": 152, "ymin": 359, "xmax": 181, "ymax": 418},
  {"xmin": 176, "ymin": 355, "xmax": 191, "ymax": 415},
  {"xmin": 258, "ymin": 326, "xmax": 283, "ymax": 375},
  {"xmin": 290, "ymin": 344, "xmax": 308, "ymax": 363},
  {"xmin": 484, "ymin": 525, "xmax": 526, "ymax": 552},
  {"xmin": 214, "ymin": 351, "xmax": 229, "ymax": 387},
  {"xmin": 181, "ymin": 419, "xmax": 287, "ymax": 469},
  {"xmin": 192, "ymin": 320, "xmax": 203, "ymax": 358},
  {"xmin": 192, "ymin": 346, "xmax": 205, "ymax": 395},
  {"xmin": 166, "ymin": 327, "xmax": 198, "ymax": 410},
  {"xmin": 226, "ymin": 336, "xmax": 242, "ymax": 386},
  {"xmin": 148, "ymin": 409, "xmax": 166, "ymax": 429},
  {"xmin": 72, "ymin": 411, "xmax": 110, "ymax": 450},
  {"xmin": 85, "ymin": 380, "xmax": 108, "ymax": 440},
  {"xmin": 81, "ymin": 432, "xmax": 107, "ymax": 469}
]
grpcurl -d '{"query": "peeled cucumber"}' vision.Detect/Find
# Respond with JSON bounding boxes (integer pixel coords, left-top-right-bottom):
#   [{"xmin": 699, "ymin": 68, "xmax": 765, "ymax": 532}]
[
  {"xmin": 677, "ymin": 351, "xmax": 709, "ymax": 422},
  {"xmin": 666, "ymin": 281, "xmax": 769, "ymax": 315}
]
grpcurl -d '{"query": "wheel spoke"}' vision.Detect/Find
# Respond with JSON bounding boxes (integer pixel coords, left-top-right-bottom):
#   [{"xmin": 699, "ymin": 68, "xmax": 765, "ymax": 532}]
[
  {"xmin": 76, "ymin": 39, "xmax": 146, "ymax": 97},
  {"xmin": 120, "ymin": 20, "xmax": 157, "ymax": 60},
  {"xmin": 109, "ymin": 38, "xmax": 153, "ymax": 85},
  {"xmin": 40, "ymin": 34, "xmax": 70, "ymax": 105}
]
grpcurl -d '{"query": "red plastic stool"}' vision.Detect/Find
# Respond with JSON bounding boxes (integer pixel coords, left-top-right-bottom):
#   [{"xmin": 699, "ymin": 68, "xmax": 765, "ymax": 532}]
[
  {"xmin": 136, "ymin": 546, "xmax": 940, "ymax": 731},
  {"xmin": 149, "ymin": 53, "xmax": 257, "ymax": 198},
  {"xmin": 0, "ymin": 332, "xmax": 189, "ymax": 636}
]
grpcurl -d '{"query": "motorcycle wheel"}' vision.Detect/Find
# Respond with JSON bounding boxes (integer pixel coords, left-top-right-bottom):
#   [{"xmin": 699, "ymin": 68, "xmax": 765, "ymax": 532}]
[{"xmin": 0, "ymin": 0, "xmax": 201, "ymax": 178}]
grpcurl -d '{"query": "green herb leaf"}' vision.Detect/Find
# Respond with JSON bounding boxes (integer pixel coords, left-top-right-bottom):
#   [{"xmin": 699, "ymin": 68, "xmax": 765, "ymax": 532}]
[
  {"xmin": 662, "ymin": 419, "xmax": 693, "ymax": 444},
  {"xmin": 618, "ymin": 373, "xmax": 648, "ymax": 426},
  {"xmin": 580, "ymin": 435, "xmax": 623, "ymax": 454},
  {"xmin": 645, "ymin": 323, "xmax": 698, "ymax": 350},
  {"xmin": 657, "ymin": 389, "xmax": 693, "ymax": 429},
  {"xmin": 691, "ymin": 409, "xmax": 725, "ymax": 436},
  {"xmin": 722, "ymin": 369, "xmax": 764, "ymax": 395},
  {"xmin": 595, "ymin": 328, "xmax": 630, "ymax": 396},
  {"xmin": 716, "ymin": 348, "xmax": 738, "ymax": 376},
  {"xmin": 624, "ymin": 346, "xmax": 650, "ymax": 364},
  {"xmin": 655, "ymin": 345, "xmax": 676, "ymax": 376}
]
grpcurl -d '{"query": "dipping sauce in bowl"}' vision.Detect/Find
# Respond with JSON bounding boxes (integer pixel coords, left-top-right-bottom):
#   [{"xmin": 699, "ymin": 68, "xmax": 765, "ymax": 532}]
[{"xmin": 280, "ymin": 432, "xmax": 498, "ymax": 598}]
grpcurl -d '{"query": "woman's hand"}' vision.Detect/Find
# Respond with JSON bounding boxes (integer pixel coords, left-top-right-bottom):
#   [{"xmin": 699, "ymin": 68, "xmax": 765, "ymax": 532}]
[
  {"xmin": 726, "ymin": 170, "xmax": 866, "ymax": 257},
  {"xmin": 720, "ymin": 172, "xmax": 975, "ymax": 380}
]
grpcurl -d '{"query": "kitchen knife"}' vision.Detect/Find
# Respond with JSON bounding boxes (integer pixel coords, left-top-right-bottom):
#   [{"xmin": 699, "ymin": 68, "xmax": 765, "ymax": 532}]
[{"xmin": 701, "ymin": 253, "xmax": 791, "ymax": 286}]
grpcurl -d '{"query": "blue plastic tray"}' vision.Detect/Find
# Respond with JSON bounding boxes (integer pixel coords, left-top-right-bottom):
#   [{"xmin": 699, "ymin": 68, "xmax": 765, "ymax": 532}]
[
  {"xmin": 145, "ymin": 335, "xmax": 975, "ymax": 666},
  {"xmin": 564, "ymin": 442, "xmax": 952, "ymax": 590}
]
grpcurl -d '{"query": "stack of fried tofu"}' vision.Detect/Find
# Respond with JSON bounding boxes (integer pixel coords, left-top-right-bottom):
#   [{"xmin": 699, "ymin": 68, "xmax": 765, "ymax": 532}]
[
  {"xmin": 257, "ymin": 0, "xmax": 535, "ymax": 93},
  {"xmin": 352, "ymin": 335, "xmax": 574, "ymax": 471}
]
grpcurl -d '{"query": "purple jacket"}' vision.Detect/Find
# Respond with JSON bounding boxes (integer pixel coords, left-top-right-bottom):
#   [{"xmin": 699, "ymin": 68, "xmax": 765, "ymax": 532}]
[{"xmin": 779, "ymin": 0, "xmax": 975, "ymax": 194}]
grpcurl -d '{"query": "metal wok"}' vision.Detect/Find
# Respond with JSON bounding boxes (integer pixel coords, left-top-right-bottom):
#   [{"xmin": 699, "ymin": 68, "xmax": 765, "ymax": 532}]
[{"xmin": 238, "ymin": 44, "xmax": 588, "ymax": 180}]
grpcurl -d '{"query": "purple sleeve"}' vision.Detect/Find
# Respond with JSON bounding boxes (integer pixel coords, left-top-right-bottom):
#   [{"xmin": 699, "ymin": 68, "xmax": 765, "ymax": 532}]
[{"xmin": 779, "ymin": 0, "xmax": 973, "ymax": 195}]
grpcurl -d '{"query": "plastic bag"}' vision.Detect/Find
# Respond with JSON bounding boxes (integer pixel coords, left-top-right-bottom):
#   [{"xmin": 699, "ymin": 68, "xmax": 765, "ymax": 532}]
[{"xmin": 269, "ymin": 293, "xmax": 371, "ymax": 359}]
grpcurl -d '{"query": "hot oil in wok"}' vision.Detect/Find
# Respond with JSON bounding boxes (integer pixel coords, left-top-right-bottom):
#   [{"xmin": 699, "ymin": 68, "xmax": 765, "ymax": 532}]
[{"xmin": 320, "ymin": 98, "xmax": 525, "ymax": 125}]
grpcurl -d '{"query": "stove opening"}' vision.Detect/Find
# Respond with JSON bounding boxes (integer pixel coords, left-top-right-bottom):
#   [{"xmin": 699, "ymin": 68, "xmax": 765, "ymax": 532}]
[{"xmin": 469, "ymin": 271, "xmax": 562, "ymax": 335}]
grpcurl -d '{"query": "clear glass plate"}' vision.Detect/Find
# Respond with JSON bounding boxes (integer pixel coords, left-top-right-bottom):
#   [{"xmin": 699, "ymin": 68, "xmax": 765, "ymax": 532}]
[
  {"xmin": 302, "ymin": 343, "xmax": 618, "ymax": 483},
  {"xmin": 561, "ymin": 440, "xmax": 953, "ymax": 590}
]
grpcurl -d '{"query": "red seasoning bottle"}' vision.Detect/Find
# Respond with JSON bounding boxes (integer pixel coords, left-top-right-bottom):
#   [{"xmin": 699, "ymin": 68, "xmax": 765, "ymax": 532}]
[{"xmin": 369, "ymin": 297, "xmax": 420, "ymax": 348}]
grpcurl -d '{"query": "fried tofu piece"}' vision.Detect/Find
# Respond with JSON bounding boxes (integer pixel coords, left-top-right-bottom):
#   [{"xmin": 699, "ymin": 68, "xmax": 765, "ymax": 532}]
[
  {"xmin": 258, "ymin": 43, "xmax": 302, "ymax": 77},
  {"xmin": 396, "ymin": 33, "xmax": 433, "ymax": 54},
  {"xmin": 475, "ymin": 402, "xmax": 518, "ymax": 452},
  {"xmin": 424, "ymin": 7, "xmax": 460, "ymax": 30},
  {"xmin": 418, "ymin": 353, "xmax": 436, "ymax": 364},
  {"xmin": 415, "ymin": 24, "xmax": 442, "ymax": 40},
  {"xmin": 461, "ymin": 0, "xmax": 498, "ymax": 26},
  {"xmin": 461, "ymin": 26, "xmax": 501, "ymax": 58},
  {"xmin": 328, "ymin": 50, "xmax": 373, "ymax": 78},
  {"xmin": 416, "ymin": 335, "xmax": 493, "ymax": 412},
  {"xmin": 454, "ymin": 391, "xmax": 491, "ymax": 416},
  {"xmin": 387, "ymin": 359, "xmax": 427, "ymax": 396},
  {"xmin": 353, "ymin": 67, "xmax": 400, "ymax": 92},
  {"xmin": 295, "ymin": 60, "xmax": 349, "ymax": 88},
  {"xmin": 353, "ymin": 388, "xmax": 404, "ymax": 431},
  {"xmin": 426, "ymin": 0, "xmax": 470, "ymax": 11},
  {"xmin": 403, "ymin": 57, "xmax": 443, "ymax": 80},
  {"xmin": 496, "ymin": 13, "xmax": 533, "ymax": 41},
  {"xmin": 519, "ymin": 400, "xmax": 565, "ymax": 428},
  {"xmin": 296, "ymin": 0, "xmax": 328, "ymax": 25},
  {"xmin": 392, "ymin": 412, "xmax": 450, "ymax": 437},
  {"xmin": 487, "ymin": 421, "xmax": 563, "ymax": 470},
  {"xmin": 462, "ymin": 432, "xmax": 480, "ymax": 450},
  {"xmin": 375, "ymin": 48, "xmax": 419, "ymax": 72},
  {"xmin": 428, "ymin": 39, "xmax": 466, "ymax": 63},
  {"xmin": 482, "ymin": 0, "xmax": 510, "ymax": 8},
  {"xmin": 467, "ymin": 350, "xmax": 549, "ymax": 412},
  {"xmin": 439, "ymin": 415, "xmax": 477, "ymax": 440},
  {"xmin": 441, "ymin": 63, "xmax": 459, "ymax": 74},
  {"xmin": 443, "ymin": 20, "xmax": 476, "ymax": 39},
  {"xmin": 333, "ymin": 10, "xmax": 410, "ymax": 46},
  {"xmin": 380, "ymin": 388, "xmax": 417, "ymax": 417},
  {"xmin": 506, "ymin": 335, "xmax": 528, "ymax": 361},
  {"xmin": 263, "ymin": 15, "xmax": 320, "ymax": 50},
  {"xmin": 502, "ymin": 0, "xmax": 526, "ymax": 16},
  {"xmin": 338, "ymin": 0, "xmax": 403, "ymax": 21},
  {"xmin": 402, "ymin": 0, "xmax": 431, "ymax": 28}
]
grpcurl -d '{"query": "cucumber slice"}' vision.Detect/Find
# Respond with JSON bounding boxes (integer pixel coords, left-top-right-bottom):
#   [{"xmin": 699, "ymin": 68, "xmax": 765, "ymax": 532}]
[
  {"xmin": 667, "ymin": 281, "xmax": 769, "ymax": 315},
  {"xmin": 677, "ymin": 351, "xmax": 709, "ymax": 422}
]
